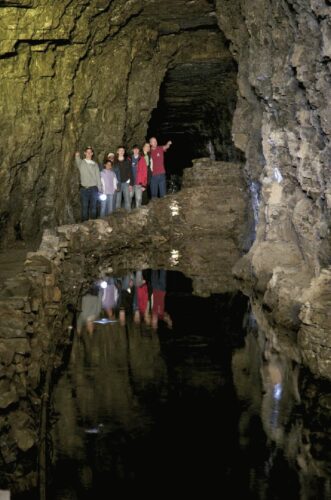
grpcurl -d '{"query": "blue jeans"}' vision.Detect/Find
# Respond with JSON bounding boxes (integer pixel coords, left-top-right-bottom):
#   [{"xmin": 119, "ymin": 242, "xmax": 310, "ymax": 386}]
[
  {"xmin": 150, "ymin": 174, "xmax": 166, "ymax": 198},
  {"xmin": 100, "ymin": 194, "xmax": 115, "ymax": 217},
  {"xmin": 80, "ymin": 186, "xmax": 98, "ymax": 221},
  {"xmin": 116, "ymin": 182, "xmax": 131, "ymax": 211},
  {"xmin": 131, "ymin": 184, "xmax": 143, "ymax": 208}
]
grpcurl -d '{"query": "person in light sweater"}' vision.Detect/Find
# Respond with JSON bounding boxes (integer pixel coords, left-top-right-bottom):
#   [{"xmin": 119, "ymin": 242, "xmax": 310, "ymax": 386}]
[
  {"xmin": 100, "ymin": 159, "xmax": 118, "ymax": 217},
  {"xmin": 75, "ymin": 146, "xmax": 102, "ymax": 221}
]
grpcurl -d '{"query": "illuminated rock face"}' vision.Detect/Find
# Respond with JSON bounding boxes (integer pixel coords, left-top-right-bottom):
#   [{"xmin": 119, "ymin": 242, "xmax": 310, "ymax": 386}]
[
  {"xmin": 0, "ymin": 0, "xmax": 239, "ymax": 243},
  {"xmin": 1, "ymin": 1, "xmax": 331, "ymax": 373},
  {"xmin": 214, "ymin": 0, "xmax": 331, "ymax": 377}
]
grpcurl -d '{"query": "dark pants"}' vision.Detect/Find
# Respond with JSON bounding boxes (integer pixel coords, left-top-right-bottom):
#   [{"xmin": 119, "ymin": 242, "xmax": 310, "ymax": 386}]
[
  {"xmin": 80, "ymin": 186, "xmax": 98, "ymax": 221},
  {"xmin": 150, "ymin": 174, "xmax": 166, "ymax": 198}
]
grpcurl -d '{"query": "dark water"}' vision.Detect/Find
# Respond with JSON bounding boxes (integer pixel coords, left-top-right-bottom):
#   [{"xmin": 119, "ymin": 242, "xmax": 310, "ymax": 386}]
[{"xmin": 29, "ymin": 270, "xmax": 331, "ymax": 499}]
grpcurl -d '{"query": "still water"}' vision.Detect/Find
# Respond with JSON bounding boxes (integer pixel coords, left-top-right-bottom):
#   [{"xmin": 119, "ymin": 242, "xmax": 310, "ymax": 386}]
[{"xmin": 40, "ymin": 269, "xmax": 331, "ymax": 499}]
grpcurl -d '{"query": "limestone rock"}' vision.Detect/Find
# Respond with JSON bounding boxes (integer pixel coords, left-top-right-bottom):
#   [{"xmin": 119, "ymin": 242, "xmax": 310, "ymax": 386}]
[
  {"xmin": 0, "ymin": 379, "xmax": 18, "ymax": 409},
  {"xmin": 12, "ymin": 429, "xmax": 35, "ymax": 452},
  {"xmin": 298, "ymin": 268, "xmax": 331, "ymax": 379}
]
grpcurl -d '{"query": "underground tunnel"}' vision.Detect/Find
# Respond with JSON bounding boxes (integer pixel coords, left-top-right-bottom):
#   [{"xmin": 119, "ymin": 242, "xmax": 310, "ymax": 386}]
[
  {"xmin": 147, "ymin": 56, "xmax": 244, "ymax": 176},
  {"xmin": 0, "ymin": 0, "xmax": 331, "ymax": 498}
]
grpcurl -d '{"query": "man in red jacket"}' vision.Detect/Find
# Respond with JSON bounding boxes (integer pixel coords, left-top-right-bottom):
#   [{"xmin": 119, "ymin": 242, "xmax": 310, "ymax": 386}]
[{"xmin": 149, "ymin": 137, "xmax": 172, "ymax": 198}]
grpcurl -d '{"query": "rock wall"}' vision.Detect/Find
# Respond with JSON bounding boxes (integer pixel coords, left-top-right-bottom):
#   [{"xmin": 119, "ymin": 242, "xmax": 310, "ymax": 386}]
[
  {"xmin": 216, "ymin": 0, "xmax": 331, "ymax": 378},
  {"xmin": 0, "ymin": 160, "xmax": 248, "ymax": 490},
  {"xmin": 0, "ymin": 0, "xmax": 237, "ymax": 244},
  {"xmin": 1, "ymin": 0, "xmax": 330, "ymax": 377}
]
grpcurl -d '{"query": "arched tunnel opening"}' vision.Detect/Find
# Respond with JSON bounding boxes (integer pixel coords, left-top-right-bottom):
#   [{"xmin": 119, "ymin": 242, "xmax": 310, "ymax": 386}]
[{"xmin": 147, "ymin": 53, "xmax": 244, "ymax": 178}]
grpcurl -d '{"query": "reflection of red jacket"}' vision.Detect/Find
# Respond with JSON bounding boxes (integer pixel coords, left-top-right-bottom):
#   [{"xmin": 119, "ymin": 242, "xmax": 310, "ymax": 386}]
[
  {"xmin": 137, "ymin": 284, "xmax": 149, "ymax": 315},
  {"xmin": 136, "ymin": 156, "xmax": 148, "ymax": 187},
  {"xmin": 152, "ymin": 290, "xmax": 165, "ymax": 319}
]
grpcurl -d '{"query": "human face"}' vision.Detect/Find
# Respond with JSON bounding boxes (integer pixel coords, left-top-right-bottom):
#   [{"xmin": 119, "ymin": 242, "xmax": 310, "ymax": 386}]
[
  {"xmin": 117, "ymin": 147, "xmax": 125, "ymax": 157},
  {"xmin": 85, "ymin": 148, "xmax": 93, "ymax": 159},
  {"xmin": 105, "ymin": 161, "xmax": 112, "ymax": 170},
  {"xmin": 132, "ymin": 147, "xmax": 139, "ymax": 156},
  {"xmin": 149, "ymin": 137, "xmax": 157, "ymax": 149},
  {"xmin": 143, "ymin": 143, "xmax": 150, "ymax": 154}
]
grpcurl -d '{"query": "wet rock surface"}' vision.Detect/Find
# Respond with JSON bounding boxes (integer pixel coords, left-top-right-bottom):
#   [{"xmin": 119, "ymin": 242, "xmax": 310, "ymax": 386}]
[
  {"xmin": 215, "ymin": 0, "xmax": 331, "ymax": 379},
  {"xmin": 0, "ymin": 0, "xmax": 239, "ymax": 244},
  {"xmin": 0, "ymin": 159, "xmax": 248, "ymax": 492},
  {"xmin": 0, "ymin": 0, "xmax": 331, "ymax": 492}
]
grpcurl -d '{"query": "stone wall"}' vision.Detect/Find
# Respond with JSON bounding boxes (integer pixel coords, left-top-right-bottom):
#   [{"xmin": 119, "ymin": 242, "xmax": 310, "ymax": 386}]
[
  {"xmin": 0, "ymin": 160, "xmax": 248, "ymax": 490},
  {"xmin": 0, "ymin": 0, "xmax": 237, "ymax": 245},
  {"xmin": 216, "ymin": 0, "xmax": 331, "ymax": 378}
]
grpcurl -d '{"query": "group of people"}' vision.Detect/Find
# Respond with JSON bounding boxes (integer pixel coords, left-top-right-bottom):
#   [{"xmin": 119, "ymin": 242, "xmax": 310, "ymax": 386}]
[
  {"xmin": 77, "ymin": 269, "xmax": 173, "ymax": 334},
  {"xmin": 75, "ymin": 137, "xmax": 172, "ymax": 221}
]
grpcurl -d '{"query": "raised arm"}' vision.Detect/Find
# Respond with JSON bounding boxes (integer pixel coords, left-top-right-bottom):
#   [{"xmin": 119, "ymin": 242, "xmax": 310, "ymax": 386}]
[
  {"xmin": 75, "ymin": 151, "xmax": 82, "ymax": 168},
  {"xmin": 162, "ymin": 140, "xmax": 172, "ymax": 152}
]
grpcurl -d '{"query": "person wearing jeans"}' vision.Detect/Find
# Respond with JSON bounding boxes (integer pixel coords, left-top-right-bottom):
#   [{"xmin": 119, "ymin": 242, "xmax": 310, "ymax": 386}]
[
  {"xmin": 149, "ymin": 137, "xmax": 172, "ymax": 198},
  {"xmin": 75, "ymin": 147, "xmax": 102, "ymax": 221},
  {"xmin": 131, "ymin": 143, "xmax": 150, "ymax": 208},
  {"xmin": 113, "ymin": 146, "xmax": 133, "ymax": 211},
  {"xmin": 100, "ymin": 159, "xmax": 117, "ymax": 217}
]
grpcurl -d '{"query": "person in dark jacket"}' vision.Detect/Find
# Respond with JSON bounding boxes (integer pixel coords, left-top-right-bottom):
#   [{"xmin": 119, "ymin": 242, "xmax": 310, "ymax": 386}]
[{"xmin": 113, "ymin": 146, "xmax": 133, "ymax": 211}]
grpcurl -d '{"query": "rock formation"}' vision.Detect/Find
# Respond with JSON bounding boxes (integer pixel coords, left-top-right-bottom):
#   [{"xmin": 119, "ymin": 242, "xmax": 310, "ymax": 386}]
[
  {"xmin": 215, "ymin": 0, "xmax": 331, "ymax": 378},
  {"xmin": 0, "ymin": 0, "xmax": 239, "ymax": 244},
  {"xmin": 0, "ymin": 159, "xmax": 248, "ymax": 491},
  {"xmin": 1, "ymin": 0, "xmax": 331, "ymax": 489}
]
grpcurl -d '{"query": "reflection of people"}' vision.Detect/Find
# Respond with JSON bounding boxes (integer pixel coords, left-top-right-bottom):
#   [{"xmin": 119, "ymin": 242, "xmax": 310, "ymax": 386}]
[
  {"xmin": 77, "ymin": 285, "xmax": 102, "ymax": 335},
  {"xmin": 151, "ymin": 269, "xmax": 172, "ymax": 330},
  {"xmin": 133, "ymin": 270, "xmax": 151, "ymax": 326},
  {"xmin": 118, "ymin": 274, "xmax": 134, "ymax": 325},
  {"xmin": 101, "ymin": 278, "xmax": 119, "ymax": 319}
]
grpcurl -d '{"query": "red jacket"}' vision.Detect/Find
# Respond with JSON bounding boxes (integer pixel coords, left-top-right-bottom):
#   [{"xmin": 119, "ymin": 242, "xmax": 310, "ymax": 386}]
[
  {"xmin": 136, "ymin": 156, "xmax": 148, "ymax": 187},
  {"xmin": 137, "ymin": 283, "xmax": 149, "ymax": 315}
]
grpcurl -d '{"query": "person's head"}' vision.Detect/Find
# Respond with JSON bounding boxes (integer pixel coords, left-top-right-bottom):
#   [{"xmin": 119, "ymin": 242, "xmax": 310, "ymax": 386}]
[
  {"xmin": 144, "ymin": 309, "xmax": 151, "ymax": 326},
  {"xmin": 142, "ymin": 142, "xmax": 150, "ymax": 154},
  {"xmin": 151, "ymin": 312, "xmax": 158, "ymax": 330},
  {"xmin": 132, "ymin": 145, "xmax": 140, "ymax": 156},
  {"xmin": 84, "ymin": 146, "xmax": 94, "ymax": 159},
  {"xmin": 86, "ymin": 320, "xmax": 94, "ymax": 335},
  {"xmin": 163, "ymin": 312, "xmax": 173, "ymax": 330},
  {"xmin": 134, "ymin": 310, "xmax": 141, "ymax": 325},
  {"xmin": 119, "ymin": 308, "xmax": 126, "ymax": 326},
  {"xmin": 104, "ymin": 160, "xmax": 113, "ymax": 170},
  {"xmin": 105, "ymin": 307, "xmax": 115, "ymax": 320},
  {"xmin": 117, "ymin": 146, "xmax": 125, "ymax": 157},
  {"xmin": 107, "ymin": 152, "xmax": 115, "ymax": 161},
  {"xmin": 149, "ymin": 137, "xmax": 157, "ymax": 149}
]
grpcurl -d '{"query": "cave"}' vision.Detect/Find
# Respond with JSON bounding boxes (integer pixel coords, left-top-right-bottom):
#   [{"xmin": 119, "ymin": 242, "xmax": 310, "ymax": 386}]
[
  {"xmin": 1, "ymin": 0, "xmax": 331, "ymax": 497},
  {"xmin": 147, "ymin": 55, "xmax": 244, "ymax": 176}
]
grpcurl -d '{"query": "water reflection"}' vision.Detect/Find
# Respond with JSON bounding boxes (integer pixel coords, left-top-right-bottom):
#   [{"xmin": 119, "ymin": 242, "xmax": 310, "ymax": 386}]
[
  {"xmin": 51, "ymin": 298, "xmax": 167, "ymax": 498},
  {"xmin": 49, "ymin": 270, "xmax": 247, "ymax": 497},
  {"xmin": 76, "ymin": 270, "xmax": 173, "ymax": 334},
  {"xmin": 77, "ymin": 284, "xmax": 102, "ymax": 335},
  {"xmin": 231, "ymin": 315, "xmax": 331, "ymax": 500},
  {"xmin": 46, "ymin": 270, "xmax": 331, "ymax": 499}
]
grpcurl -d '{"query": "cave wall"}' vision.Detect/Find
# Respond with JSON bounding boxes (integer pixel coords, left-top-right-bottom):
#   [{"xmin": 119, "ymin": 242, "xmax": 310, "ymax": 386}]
[
  {"xmin": 217, "ymin": 0, "xmax": 331, "ymax": 270},
  {"xmin": 1, "ymin": 0, "xmax": 331, "ymax": 375},
  {"xmin": 216, "ymin": 0, "xmax": 331, "ymax": 377},
  {"xmin": 0, "ymin": 0, "xmax": 235, "ymax": 244}
]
